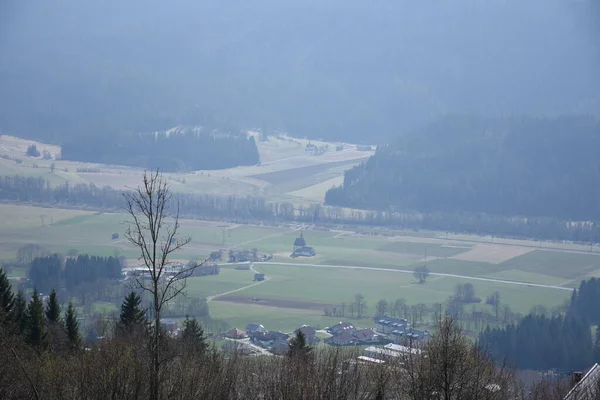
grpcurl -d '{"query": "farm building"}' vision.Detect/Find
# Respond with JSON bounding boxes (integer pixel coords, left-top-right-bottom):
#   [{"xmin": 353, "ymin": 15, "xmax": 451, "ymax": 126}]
[
  {"xmin": 291, "ymin": 232, "xmax": 316, "ymax": 257},
  {"xmin": 254, "ymin": 273, "xmax": 265, "ymax": 281}
]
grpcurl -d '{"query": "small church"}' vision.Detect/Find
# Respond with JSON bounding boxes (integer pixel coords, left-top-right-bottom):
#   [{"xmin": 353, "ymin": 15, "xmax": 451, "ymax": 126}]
[{"xmin": 291, "ymin": 232, "xmax": 316, "ymax": 257}]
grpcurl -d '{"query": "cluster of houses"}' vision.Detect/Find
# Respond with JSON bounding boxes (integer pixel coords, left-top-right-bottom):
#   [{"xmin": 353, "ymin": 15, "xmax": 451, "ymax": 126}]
[
  {"xmin": 219, "ymin": 316, "xmax": 429, "ymax": 356},
  {"xmin": 374, "ymin": 316, "xmax": 430, "ymax": 346},
  {"xmin": 324, "ymin": 322, "xmax": 380, "ymax": 346},
  {"xmin": 209, "ymin": 249, "xmax": 272, "ymax": 263},
  {"xmin": 123, "ymin": 262, "xmax": 220, "ymax": 282},
  {"xmin": 222, "ymin": 323, "xmax": 321, "ymax": 355}
]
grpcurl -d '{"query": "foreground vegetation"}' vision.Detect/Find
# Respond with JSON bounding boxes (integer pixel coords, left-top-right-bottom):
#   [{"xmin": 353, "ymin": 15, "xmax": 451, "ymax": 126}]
[{"xmin": 0, "ymin": 285, "xmax": 563, "ymax": 400}]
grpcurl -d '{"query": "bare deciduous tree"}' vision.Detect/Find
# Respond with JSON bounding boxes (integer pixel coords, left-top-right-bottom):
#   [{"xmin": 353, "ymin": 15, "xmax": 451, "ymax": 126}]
[
  {"xmin": 124, "ymin": 170, "xmax": 202, "ymax": 400},
  {"xmin": 413, "ymin": 265, "xmax": 430, "ymax": 284}
]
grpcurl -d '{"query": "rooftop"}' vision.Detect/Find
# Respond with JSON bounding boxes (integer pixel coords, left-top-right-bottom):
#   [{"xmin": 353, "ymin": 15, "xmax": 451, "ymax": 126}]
[{"xmin": 564, "ymin": 363, "xmax": 600, "ymax": 400}]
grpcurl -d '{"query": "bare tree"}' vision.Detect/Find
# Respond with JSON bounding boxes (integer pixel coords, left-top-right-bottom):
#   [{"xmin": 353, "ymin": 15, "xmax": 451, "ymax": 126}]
[
  {"xmin": 355, "ymin": 293, "xmax": 367, "ymax": 319},
  {"xmin": 375, "ymin": 299, "xmax": 389, "ymax": 318},
  {"xmin": 124, "ymin": 170, "xmax": 201, "ymax": 400},
  {"xmin": 413, "ymin": 265, "xmax": 430, "ymax": 284}
]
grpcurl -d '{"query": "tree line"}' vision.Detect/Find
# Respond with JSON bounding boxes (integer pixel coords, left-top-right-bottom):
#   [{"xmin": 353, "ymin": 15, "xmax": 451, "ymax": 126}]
[
  {"xmin": 2, "ymin": 175, "xmax": 600, "ymax": 244},
  {"xmin": 326, "ymin": 116, "xmax": 600, "ymax": 222},
  {"xmin": 61, "ymin": 128, "xmax": 260, "ymax": 172},
  {"xmin": 28, "ymin": 254, "xmax": 122, "ymax": 295},
  {"xmin": 479, "ymin": 277, "xmax": 600, "ymax": 372}
]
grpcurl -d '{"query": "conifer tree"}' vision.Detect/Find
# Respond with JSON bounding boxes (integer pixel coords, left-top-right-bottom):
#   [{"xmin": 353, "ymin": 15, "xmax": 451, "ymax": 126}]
[
  {"xmin": 288, "ymin": 330, "xmax": 312, "ymax": 359},
  {"xmin": 179, "ymin": 316, "xmax": 208, "ymax": 354},
  {"xmin": 64, "ymin": 301, "xmax": 81, "ymax": 348},
  {"xmin": 26, "ymin": 288, "xmax": 47, "ymax": 349},
  {"xmin": 13, "ymin": 291, "xmax": 27, "ymax": 334},
  {"xmin": 0, "ymin": 267, "xmax": 15, "ymax": 321},
  {"xmin": 45, "ymin": 288, "xmax": 61, "ymax": 324},
  {"xmin": 118, "ymin": 291, "xmax": 146, "ymax": 333}
]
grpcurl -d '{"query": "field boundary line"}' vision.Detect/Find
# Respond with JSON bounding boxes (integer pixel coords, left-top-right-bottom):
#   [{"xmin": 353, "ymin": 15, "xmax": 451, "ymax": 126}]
[{"xmin": 252, "ymin": 261, "xmax": 573, "ymax": 291}]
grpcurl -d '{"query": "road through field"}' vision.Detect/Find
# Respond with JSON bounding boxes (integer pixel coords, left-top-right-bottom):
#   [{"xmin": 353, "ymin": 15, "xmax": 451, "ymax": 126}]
[
  {"xmin": 207, "ymin": 264, "xmax": 268, "ymax": 302},
  {"xmin": 251, "ymin": 261, "xmax": 573, "ymax": 291}
]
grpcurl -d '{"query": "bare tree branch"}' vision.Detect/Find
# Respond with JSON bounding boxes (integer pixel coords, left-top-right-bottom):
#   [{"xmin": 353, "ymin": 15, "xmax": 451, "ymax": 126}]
[{"xmin": 123, "ymin": 169, "xmax": 205, "ymax": 400}]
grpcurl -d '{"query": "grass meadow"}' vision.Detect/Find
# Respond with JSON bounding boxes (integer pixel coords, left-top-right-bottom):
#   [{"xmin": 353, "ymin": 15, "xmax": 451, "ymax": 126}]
[{"xmin": 1, "ymin": 203, "xmax": 592, "ymax": 334}]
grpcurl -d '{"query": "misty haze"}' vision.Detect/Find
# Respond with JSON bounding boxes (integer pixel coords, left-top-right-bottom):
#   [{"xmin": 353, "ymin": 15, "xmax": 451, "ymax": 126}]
[{"xmin": 0, "ymin": 1, "xmax": 599, "ymax": 399}]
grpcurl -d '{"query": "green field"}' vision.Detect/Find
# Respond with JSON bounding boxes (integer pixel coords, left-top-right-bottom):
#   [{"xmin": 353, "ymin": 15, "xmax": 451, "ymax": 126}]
[{"xmin": 1, "ymin": 132, "xmax": 598, "ymax": 333}]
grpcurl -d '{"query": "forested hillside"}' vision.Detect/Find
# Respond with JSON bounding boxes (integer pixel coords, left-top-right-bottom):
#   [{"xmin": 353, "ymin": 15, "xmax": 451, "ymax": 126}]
[
  {"xmin": 60, "ymin": 127, "xmax": 259, "ymax": 171},
  {"xmin": 0, "ymin": 0, "xmax": 598, "ymax": 144},
  {"xmin": 325, "ymin": 116, "xmax": 600, "ymax": 221}
]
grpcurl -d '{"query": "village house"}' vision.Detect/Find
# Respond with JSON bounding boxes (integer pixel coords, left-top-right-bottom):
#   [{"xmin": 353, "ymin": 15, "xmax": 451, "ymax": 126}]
[
  {"xmin": 250, "ymin": 331, "xmax": 290, "ymax": 348},
  {"xmin": 328, "ymin": 321, "xmax": 356, "ymax": 336},
  {"xmin": 392, "ymin": 329, "xmax": 429, "ymax": 346},
  {"xmin": 565, "ymin": 363, "xmax": 600, "ymax": 400},
  {"xmin": 291, "ymin": 232, "xmax": 316, "ymax": 257},
  {"xmin": 363, "ymin": 346, "xmax": 403, "ymax": 362},
  {"xmin": 160, "ymin": 319, "xmax": 178, "ymax": 335},
  {"xmin": 295, "ymin": 325, "xmax": 320, "ymax": 344},
  {"xmin": 245, "ymin": 323, "xmax": 266, "ymax": 335},
  {"xmin": 330, "ymin": 331, "xmax": 354, "ymax": 346},
  {"xmin": 353, "ymin": 328, "xmax": 377, "ymax": 343},
  {"xmin": 363, "ymin": 343, "xmax": 422, "ymax": 362},
  {"xmin": 383, "ymin": 343, "xmax": 422, "ymax": 356},
  {"xmin": 375, "ymin": 317, "xmax": 409, "ymax": 334}
]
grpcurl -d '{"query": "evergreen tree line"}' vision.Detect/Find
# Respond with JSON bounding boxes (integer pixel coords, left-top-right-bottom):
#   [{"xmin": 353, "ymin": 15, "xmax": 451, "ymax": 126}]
[
  {"xmin": 1, "ymin": 267, "xmax": 81, "ymax": 352},
  {"xmin": 60, "ymin": 129, "xmax": 259, "ymax": 172},
  {"xmin": 569, "ymin": 277, "xmax": 600, "ymax": 325},
  {"xmin": 479, "ymin": 277, "xmax": 600, "ymax": 371},
  {"xmin": 29, "ymin": 254, "xmax": 123, "ymax": 295},
  {"xmin": 326, "ymin": 116, "xmax": 600, "ymax": 222},
  {"xmin": 2, "ymin": 175, "xmax": 600, "ymax": 243}
]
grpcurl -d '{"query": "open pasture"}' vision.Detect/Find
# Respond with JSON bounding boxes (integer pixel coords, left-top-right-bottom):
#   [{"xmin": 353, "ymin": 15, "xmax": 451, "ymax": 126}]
[{"xmin": 1, "ymin": 203, "xmax": 599, "ymax": 332}]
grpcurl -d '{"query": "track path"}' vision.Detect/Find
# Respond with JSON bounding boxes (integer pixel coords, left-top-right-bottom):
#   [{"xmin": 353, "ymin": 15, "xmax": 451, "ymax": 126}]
[{"xmin": 207, "ymin": 264, "xmax": 269, "ymax": 302}]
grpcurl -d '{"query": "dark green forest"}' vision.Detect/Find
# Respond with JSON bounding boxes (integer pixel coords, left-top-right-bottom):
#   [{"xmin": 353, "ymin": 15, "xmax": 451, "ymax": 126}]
[
  {"xmin": 326, "ymin": 116, "xmax": 600, "ymax": 221},
  {"xmin": 479, "ymin": 277, "xmax": 600, "ymax": 372},
  {"xmin": 60, "ymin": 128, "xmax": 259, "ymax": 171},
  {"xmin": 0, "ymin": 0, "xmax": 598, "ymax": 144}
]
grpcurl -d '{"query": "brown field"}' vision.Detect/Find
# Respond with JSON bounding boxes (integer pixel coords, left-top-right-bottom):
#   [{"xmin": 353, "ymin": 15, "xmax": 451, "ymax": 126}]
[
  {"xmin": 450, "ymin": 244, "xmax": 536, "ymax": 264},
  {"xmin": 215, "ymin": 295, "xmax": 336, "ymax": 311}
]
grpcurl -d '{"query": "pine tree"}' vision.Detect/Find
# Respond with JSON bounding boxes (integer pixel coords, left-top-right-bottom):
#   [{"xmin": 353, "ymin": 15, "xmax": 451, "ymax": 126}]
[
  {"xmin": 26, "ymin": 288, "xmax": 47, "ymax": 349},
  {"xmin": 45, "ymin": 288, "xmax": 62, "ymax": 324},
  {"xmin": 179, "ymin": 316, "xmax": 208, "ymax": 354},
  {"xmin": 64, "ymin": 301, "xmax": 81, "ymax": 348},
  {"xmin": 118, "ymin": 291, "xmax": 146, "ymax": 333},
  {"xmin": 288, "ymin": 330, "xmax": 312, "ymax": 359},
  {"xmin": 0, "ymin": 267, "xmax": 15, "ymax": 322},
  {"xmin": 13, "ymin": 291, "xmax": 27, "ymax": 334}
]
